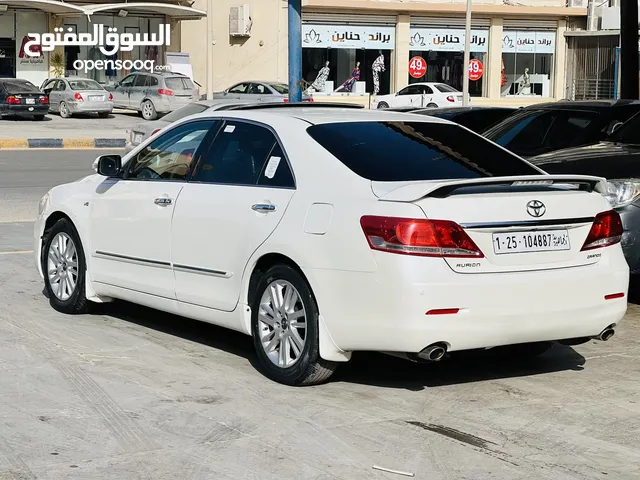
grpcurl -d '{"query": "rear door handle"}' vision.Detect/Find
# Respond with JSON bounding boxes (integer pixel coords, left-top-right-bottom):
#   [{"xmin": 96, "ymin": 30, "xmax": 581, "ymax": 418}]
[
  {"xmin": 252, "ymin": 203, "xmax": 276, "ymax": 213},
  {"xmin": 154, "ymin": 197, "xmax": 173, "ymax": 206}
]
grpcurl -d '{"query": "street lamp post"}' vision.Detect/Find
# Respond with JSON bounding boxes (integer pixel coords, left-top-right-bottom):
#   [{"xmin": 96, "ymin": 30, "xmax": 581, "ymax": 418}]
[
  {"xmin": 288, "ymin": 0, "xmax": 303, "ymax": 102},
  {"xmin": 462, "ymin": 0, "xmax": 472, "ymax": 106}
]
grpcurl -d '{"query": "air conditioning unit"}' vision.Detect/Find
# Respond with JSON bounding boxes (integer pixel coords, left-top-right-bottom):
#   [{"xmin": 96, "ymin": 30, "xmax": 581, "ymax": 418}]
[
  {"xmin": 229, "ymin": 4, "xmax": 251, "ymax": 37},
  {"xmin": 567, "ymin": 0, "xmax": 588, "ymax": 8}
]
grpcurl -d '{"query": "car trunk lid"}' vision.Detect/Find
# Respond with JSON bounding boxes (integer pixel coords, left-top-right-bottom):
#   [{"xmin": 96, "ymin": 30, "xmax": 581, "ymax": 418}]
[{"xmin": 373, "ymin": 175, "xmax": 611, "ymax": 273}]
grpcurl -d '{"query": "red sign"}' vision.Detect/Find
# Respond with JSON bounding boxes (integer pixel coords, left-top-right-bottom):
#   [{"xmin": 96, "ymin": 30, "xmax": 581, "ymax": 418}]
[
  {"xmin": 469, "ymin": 59, "xmax": 483, "ymax": 81},
  {"xmin": 409, "ymin": 56, "xmax": 427, "ymax": 79}
]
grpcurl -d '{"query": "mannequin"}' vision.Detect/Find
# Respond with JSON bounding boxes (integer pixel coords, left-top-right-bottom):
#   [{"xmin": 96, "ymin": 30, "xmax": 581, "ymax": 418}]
[
  {"xmin": 336, "ymin": 61, "xmax": 360, "ymax": 93},
  {"xmin": 309, "ymin": 61, "xmax": 330, "ymax": 93},
  {"xmin": 371, "ymin": 51, "xmax": 385, "ymax": 95},
  {"xmin": 519, "ymin": 67, "xmax": 531, "ymax": 95}
]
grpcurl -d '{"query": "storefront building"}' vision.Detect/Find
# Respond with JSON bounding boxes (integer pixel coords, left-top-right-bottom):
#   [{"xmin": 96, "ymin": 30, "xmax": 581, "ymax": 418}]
[
  {"xmin": 0, "ymin": 0, "xmax": 203, "ymax": 87},
  {"xmin": 183, "ymin": 0, "xmax": 587, "ymax": 107}
]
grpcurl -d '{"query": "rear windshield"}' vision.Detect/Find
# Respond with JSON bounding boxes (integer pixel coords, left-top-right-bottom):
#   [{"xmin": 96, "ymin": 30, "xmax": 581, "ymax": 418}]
[
  {"xmin": 270, "ymin": 83, "xmax": 289, "ymax": 94},
  {"xmin": 2, "ymin": 80, "xmax": 39, "ymax": 93},
  {"xmin": 435, "ymin": 84, "xmax": 458, "ymax": 93},
  {"xmin": 307, "ymin": 121, "xmax": 540, "ymax": 182},
  {"xmin": 68, "ymin": 79, "xmax": 102, "ymax": 90},
  {"xmin": 162, "ymin": 103, "xmax": 209, "ymax": 122},
  {"xmin": 165, "ymin": 77, "xmax": 194, "ymax": 90}
]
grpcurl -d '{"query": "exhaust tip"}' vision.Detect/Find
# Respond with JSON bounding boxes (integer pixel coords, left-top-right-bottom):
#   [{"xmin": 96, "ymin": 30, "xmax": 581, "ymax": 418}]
[
  {"xmin": 598, "ymin": 328, "xmax": 615, "ymax": 342},
  {"xmin": 418, "ymin": 343, "xmax": 447, "ymax": 362}
]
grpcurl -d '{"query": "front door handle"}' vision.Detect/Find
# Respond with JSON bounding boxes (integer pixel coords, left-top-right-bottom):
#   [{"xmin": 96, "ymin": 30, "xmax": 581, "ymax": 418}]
[
  {"xmin": 154, "ymin": 197, "xmax": 173, "ymax": 206},
  {"xmin": 252, "ymin": 203, "xmax": 276, "ymax": 213}
]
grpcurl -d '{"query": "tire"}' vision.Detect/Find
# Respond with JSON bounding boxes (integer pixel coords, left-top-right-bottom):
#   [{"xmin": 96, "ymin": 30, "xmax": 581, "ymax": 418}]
[
  {"xmin": 251, "ymin": 264, "xmax": 338, "ymax": 386},
  {"xmin": 41, "ymin": 218, "xmax": 91, "ymax": 314},
  {"xmin": 33, "ymin": 115, "xmax": 45, "ymax": 121},
  {"xmin": 377, "ymin": 101, "xmax": 389, "ymax": 109},
  {"xmin": 488, "ymin": 341, "xmax": 553, "ymax": 359},
  {"xmin": 141, "ymin": 100, "xmax": 157, "ymax": 120},
  {"xmin": 426, "ymin": 103, "xmax": 439, "ymax": 108},
  {"xmin": 59, "ymin": 102, "xmax": 71, "ymax": 118},
  {"xmin": 98, "ymin": 112, "xmax": 110, "ymax": 118}
]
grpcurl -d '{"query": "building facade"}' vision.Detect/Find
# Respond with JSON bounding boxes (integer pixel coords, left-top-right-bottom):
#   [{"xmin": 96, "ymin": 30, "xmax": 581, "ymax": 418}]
[{"xmin": 182, "ymin": 0, "xmax": 588, "ymax": 106}]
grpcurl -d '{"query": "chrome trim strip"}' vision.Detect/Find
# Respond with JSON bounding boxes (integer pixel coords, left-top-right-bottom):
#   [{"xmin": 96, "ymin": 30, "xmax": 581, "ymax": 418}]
[
  {"xmin": 94, "ymin": 250, "xmax": 171, "ymax": 269},
  {"xmin": 173, "ymin": 264, "xmax": 232, "ymax": 278},
  {"xmin": 460, "ymin": 217, "xmax": 594, "ymax": 230}
]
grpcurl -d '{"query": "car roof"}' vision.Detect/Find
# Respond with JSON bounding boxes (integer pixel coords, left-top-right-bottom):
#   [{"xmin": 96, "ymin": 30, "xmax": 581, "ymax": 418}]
[
  {"xmin": 523, "ymin": 99, "xmax": 640, "ymax": 111},
  {"xmin": 194, "ymin": 107, "xmax": 451, "ymax": 125},
  {"xmin": 418, "ymin": 106, "xmax": 517, "ymax": 114}
]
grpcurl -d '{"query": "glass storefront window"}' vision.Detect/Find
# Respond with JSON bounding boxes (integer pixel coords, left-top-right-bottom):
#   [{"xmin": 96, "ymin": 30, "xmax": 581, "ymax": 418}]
[
  {"xmin": 408, "ymin": 28, "xmax": 488, "ymax": 97},
  {"xmin": 501, "ymin": 30, "xmax": 555, "ymax": 98},
  {"xmin": 302, "ymin": 24, "xmax": 394, "ymax": 95}
]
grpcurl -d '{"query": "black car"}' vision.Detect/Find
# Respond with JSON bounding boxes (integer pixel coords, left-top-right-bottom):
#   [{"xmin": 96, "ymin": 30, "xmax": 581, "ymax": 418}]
[
  {"xmin": 0, "ymin": 78, "xmax": 49, "ymax": 120},
  {"xmin": 482, "ymin": 100, "xmax": 640, "ymax": 158},
  {"xmin": 407, "ymin": 106, "xmax": 517, "ymax": 133},
  {"xmin": 531, "ymin": 112, "xmax": 640, "ymax": 273}
]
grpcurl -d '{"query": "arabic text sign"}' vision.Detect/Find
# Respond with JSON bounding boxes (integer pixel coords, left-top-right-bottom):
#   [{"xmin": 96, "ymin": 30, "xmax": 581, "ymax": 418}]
[
  {"xmin": 24, "ymin": 24, "xmax": 171, "ymax": 58},
  {"xmin": 409, "ymin": 28, "xmax": 489, "ymax": 53},
  {"xmin": 502, "ymin": 31, "xmax": 555, "ymax": 54},
  {"xmin": 302, "ymin": 25, "xmax": 396, "ymax": 49},
  {"xmin": 468, "ymin": 59, "xmax": 483, "ymax": 81},
  {"xmin": 409, "ymin": 56, "xmax": 427, "ymax": 79}
]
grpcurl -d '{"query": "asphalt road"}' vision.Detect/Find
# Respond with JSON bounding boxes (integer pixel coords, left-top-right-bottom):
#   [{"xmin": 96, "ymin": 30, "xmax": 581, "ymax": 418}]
[{"xmin": 1, "ymin": 150, "xmax": 639, "ymax": 479}]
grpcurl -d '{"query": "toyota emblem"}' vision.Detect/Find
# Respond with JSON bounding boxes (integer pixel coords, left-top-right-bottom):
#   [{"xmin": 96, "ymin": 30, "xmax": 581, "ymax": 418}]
[{"xmin": 526, "ymin": 200, "xmax": 546, "ymax": 218}]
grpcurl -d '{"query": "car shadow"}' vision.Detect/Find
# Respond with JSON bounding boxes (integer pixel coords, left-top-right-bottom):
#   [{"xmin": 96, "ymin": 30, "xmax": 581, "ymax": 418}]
[
  {"xmin": 94, "ymin": 300, "xmax": 586, "ymax": 390},
  {"xmin": 627, "ymin": 274, "xmax": 640, "ymax": 305},
  {"xmin": 1, "ymin": 115, "xmax": 52, "ymax": 122}
]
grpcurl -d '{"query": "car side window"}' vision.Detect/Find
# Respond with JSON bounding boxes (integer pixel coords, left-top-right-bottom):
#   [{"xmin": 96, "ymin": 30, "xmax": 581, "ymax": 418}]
[
  {"xmin": 420, "ymin": 85, "xmax": 433, "ymax": 94},
  {"xmin": 120, "ymin": 75, "xmax": 136, "ymax": 88},
  {"xmin": 228, "ymin": 83, "xmax": 249, "ymax": 94},
  {"xmin": 249, "ymin": 83, "xmax": 266, "ymax": 94},
  {"xmin": 148, "ymin": 76, "xmax": 159, "ymax": 87},
  {"xmin": 398, "ymin": 86, "xmax": 412, "ymax": 96},
  {"xmin": 56, "ymin": 80, "xmax": 67, "ymax": 91},
  {"xmin": 125, "ymin": 120, "xmax": 218, "ymax": 181},
  {"xmin": 43, "ymin": 80, "xmax": 56, "ymax": 92},
  {"xmin": 134, "ymin": 75, "xmax": 148, "ymax": 87},
  {"xmin": 257, "ymin": 143, "xmax": 295, "ymax": 188},
  {"xmin": 193, "ymin": 121, "xmax": 285, "ymax": 186}
]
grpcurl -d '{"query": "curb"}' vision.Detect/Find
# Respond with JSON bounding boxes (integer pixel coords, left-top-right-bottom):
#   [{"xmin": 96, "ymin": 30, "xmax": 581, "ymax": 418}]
[{"xmin": 0, "ymin": 138, "xmax": 127, "ymax": 149}]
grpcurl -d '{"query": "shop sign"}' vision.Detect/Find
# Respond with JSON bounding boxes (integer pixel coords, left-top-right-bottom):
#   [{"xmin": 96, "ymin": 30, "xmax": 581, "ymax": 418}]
[
  {"xmin": 502, "ymin": 31, "xmax": 555, "ymax": 54},
  {"xmin": 468, "ymin": 59, "xmax": 483, "ymax": 81},
  {"xmin": 409, "ymin": 56, "xmax": 427, "ymax": 78},
  {"xmin": 409, "ymin": 28, "xmax": 488, "ymax": 53},
  {"xmin": 18, "ymin": 35, "xmax": 44, "ymax": 65},
  {"xmin": 302, "ymin": 24, "xmax": 396, "ymax": 50}
]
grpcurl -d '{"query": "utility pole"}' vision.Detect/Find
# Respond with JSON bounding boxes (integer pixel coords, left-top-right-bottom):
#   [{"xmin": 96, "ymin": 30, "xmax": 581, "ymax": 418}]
[
  {"xmin": 288, "ymin": 0, "xmax": 302, "ymax": 102},
  {"xmin": 620, "ymin": 0, "xmax": 639, "ymax": 99},
  {"xmin": 462, "ymin": 0, "xmax": 472, "ymax": 105}
]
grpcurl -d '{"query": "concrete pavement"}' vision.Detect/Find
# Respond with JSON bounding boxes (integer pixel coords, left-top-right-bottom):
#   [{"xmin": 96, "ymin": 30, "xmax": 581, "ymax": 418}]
[{"xmin": 1, "ymin": 149, "xmax": 639, "ymax": 479}]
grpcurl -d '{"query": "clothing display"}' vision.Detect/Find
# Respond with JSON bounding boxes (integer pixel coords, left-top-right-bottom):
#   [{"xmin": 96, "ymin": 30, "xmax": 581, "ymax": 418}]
[
  {"xmin": 65, "ymin": 45, "xmax": 80, "ymax": 72},
  {"xmin": 105, "ymin": 53, "xmax": 117, "ymax": 79},
  {"xmin": 336, "ymin": 63, "xmax": 360, "ymax": 93},
  {"xmin": 120, "ymin": 50, "xmax": 132, "ymax": 76},
  {"xmin": 89, "ymin": 47, "xmax": 106, "ymax": 82},
  {"xmin": 309, "ymin": 61, "xmax": 330, "ymax": 93},
  {"xmin": 371, "ymin": 53, "xmax": 385, "ymax": 95},
  {"xmin": 145, "ymin": 45, "xmax": 158, "ymax": 64}
]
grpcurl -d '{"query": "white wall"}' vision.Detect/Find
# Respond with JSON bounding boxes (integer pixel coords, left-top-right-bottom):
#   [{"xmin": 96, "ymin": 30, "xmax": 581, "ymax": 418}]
[{"xmin": 16, "ymin": 12, "xmax": 48, "ymax": 85}]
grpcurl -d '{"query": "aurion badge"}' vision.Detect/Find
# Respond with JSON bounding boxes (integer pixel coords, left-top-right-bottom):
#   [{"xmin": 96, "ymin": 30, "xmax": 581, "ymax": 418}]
[{"xmin": 526, "ymin": 200, "xmax": 546, "ymax": 218}]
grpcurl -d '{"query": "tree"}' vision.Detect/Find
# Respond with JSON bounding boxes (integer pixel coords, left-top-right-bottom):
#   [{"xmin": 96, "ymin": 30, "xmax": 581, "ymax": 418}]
[{"xmin": 620, "ymin": 0, "xmax": 639, "ymax": 99}]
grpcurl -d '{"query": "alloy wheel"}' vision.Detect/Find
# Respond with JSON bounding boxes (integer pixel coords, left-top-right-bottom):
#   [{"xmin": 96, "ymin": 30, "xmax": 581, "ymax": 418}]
[
  {"xmin": 47, "ymin": 232, "xmax": 79, "ymax": 301},
  {"xmin": 258, "ymin": 280, "xmax": 307, "ymax": 368}
]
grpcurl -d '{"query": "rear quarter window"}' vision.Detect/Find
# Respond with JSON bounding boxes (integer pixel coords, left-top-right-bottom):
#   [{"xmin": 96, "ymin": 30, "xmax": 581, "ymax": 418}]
[{"xmin": 307, "ymin": 121, "xmax": 540, "ymax": 182}]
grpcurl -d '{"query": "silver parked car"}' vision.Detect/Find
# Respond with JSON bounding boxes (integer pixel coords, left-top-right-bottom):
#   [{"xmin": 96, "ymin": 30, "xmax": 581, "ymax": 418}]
[
  {"xmin": 106, "ymin": 71, "xmax": 198, "ymax": 121},
  {"xmin": 212, "ymin": 81, "xmax": 313, "ymax": 102},
  {"xmin": 124, "ymin": 99, "xmax": 253, "ymax": 152},
  {"xmin": 41, "ymin": 78, "xmax": 113, "ymax": 118}
]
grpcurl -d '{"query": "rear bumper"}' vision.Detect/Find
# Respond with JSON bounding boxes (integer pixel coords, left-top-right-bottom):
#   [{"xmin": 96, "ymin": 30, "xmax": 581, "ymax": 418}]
[
  {"xmin": 307, "ymin": 248, "xmax": 629, "ymax": 354},
  {"xmin": 1, "ymin": 104, "xmax": 49, "ymax": 116},
  {"xmin": 67, "ymin": 101, "xmax": 113, "ymax": 114}
]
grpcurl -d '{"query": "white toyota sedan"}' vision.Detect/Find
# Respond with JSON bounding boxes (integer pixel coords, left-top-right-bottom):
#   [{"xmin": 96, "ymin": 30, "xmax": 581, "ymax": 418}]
[
  {"xmin": 373, "ymin": 82, "xmax": 464, "ymax": 109},
  {"xmin": 34, "ymin": 106, "xmax": 628, "ymax": 386}
]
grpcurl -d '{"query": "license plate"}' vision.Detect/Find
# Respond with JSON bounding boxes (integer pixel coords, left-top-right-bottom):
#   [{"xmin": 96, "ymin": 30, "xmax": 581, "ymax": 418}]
[
  {"xmin": 492, "ymin": 230, "xmax": 570, "ymax": 255},
  {"xmin": 134, "ymin": 133, "xmax": 143, "ymax": 144},
  {"xmin": 25, "ymin": 98, "xmax": 35, "ymax": 104},
  {"xmin": 89, "ymin": 95, "xmax": 103, "ymax": 101}
]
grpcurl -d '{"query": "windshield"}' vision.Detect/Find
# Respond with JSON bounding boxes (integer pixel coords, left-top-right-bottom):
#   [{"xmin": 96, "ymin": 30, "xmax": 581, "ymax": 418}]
[
  {"xmin": 162, "ymin": 103, "xmax": 209, "ymax": 123},
  {"xmin": 68, "ymin": 79, "xmax": 102, "ymax": 90},
  {"xmin": 2, "ymin": 80, "xmax": 39, "ymax": 93},
  {"xmin": 270, "ymin": 83, "xmax": 289, "ymax": 94},
  {"xmin": 608, "ymin": 112, "xmax": 640, "ymax": 144},
  {"xmin": 307, "ymin": 121, "xmax": 540, "ymax": 182},
  {"xmin": 165, "ymin": 77, "xmax": 194, "ymax": 90}
]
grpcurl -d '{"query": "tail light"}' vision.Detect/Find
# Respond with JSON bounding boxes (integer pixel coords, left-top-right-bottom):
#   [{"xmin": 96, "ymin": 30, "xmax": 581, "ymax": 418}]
[
  {"xmin": 108, "ymin": 93, "xmax": 113, "ymax": 101},
  {"xmin": 360, "ymin": 216, "xmax": 483, "ymax": 258},
  {"xmin": 446, "ymin": 95, "xmax": 455, "ymax": 103},
  {"xmin": 39, "ymin": 96, "xmax": 49, "ymax": 104},
  {"xmin": 581, "ymin": 210, "xmax": 623, "ymax": 251},
  {"xmin": 283, "ymin": 98, "xmax": 289, "ymax": 103},
  {"xmin": 74, "ymin": 92, "xmax": 83, "ymax": 101},
  {"xmin": 158, "ymin": 88, "xmax": 174, "ymax": 96},
  {"xmin": 307, "ymin": 97, "xmax": 314, "ymax": 102},
  {"xmin": 6, "ymin": 96, "xmax": 20, "ymax": 104}
]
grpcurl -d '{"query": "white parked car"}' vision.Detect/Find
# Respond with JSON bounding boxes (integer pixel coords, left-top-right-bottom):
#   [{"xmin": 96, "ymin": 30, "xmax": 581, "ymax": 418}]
[
  {"xmin": 374, "ymin": 82, "xmax": 464, "ymax": 109},
  {"xmin": 35, "ymin": 106, "xmax": 628, "ymax": 386}
]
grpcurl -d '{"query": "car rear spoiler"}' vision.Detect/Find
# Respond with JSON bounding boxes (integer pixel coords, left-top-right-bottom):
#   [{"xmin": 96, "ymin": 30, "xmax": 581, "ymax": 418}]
[{"xmin": 377, "ymin": 175, "xmax": 608, "ymax": 202}]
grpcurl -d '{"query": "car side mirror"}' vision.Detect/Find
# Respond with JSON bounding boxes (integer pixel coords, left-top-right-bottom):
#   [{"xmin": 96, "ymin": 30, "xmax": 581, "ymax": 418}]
[{"xmin": 95, "ymin": 155, "xmax": 122, "ymax": 177}]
